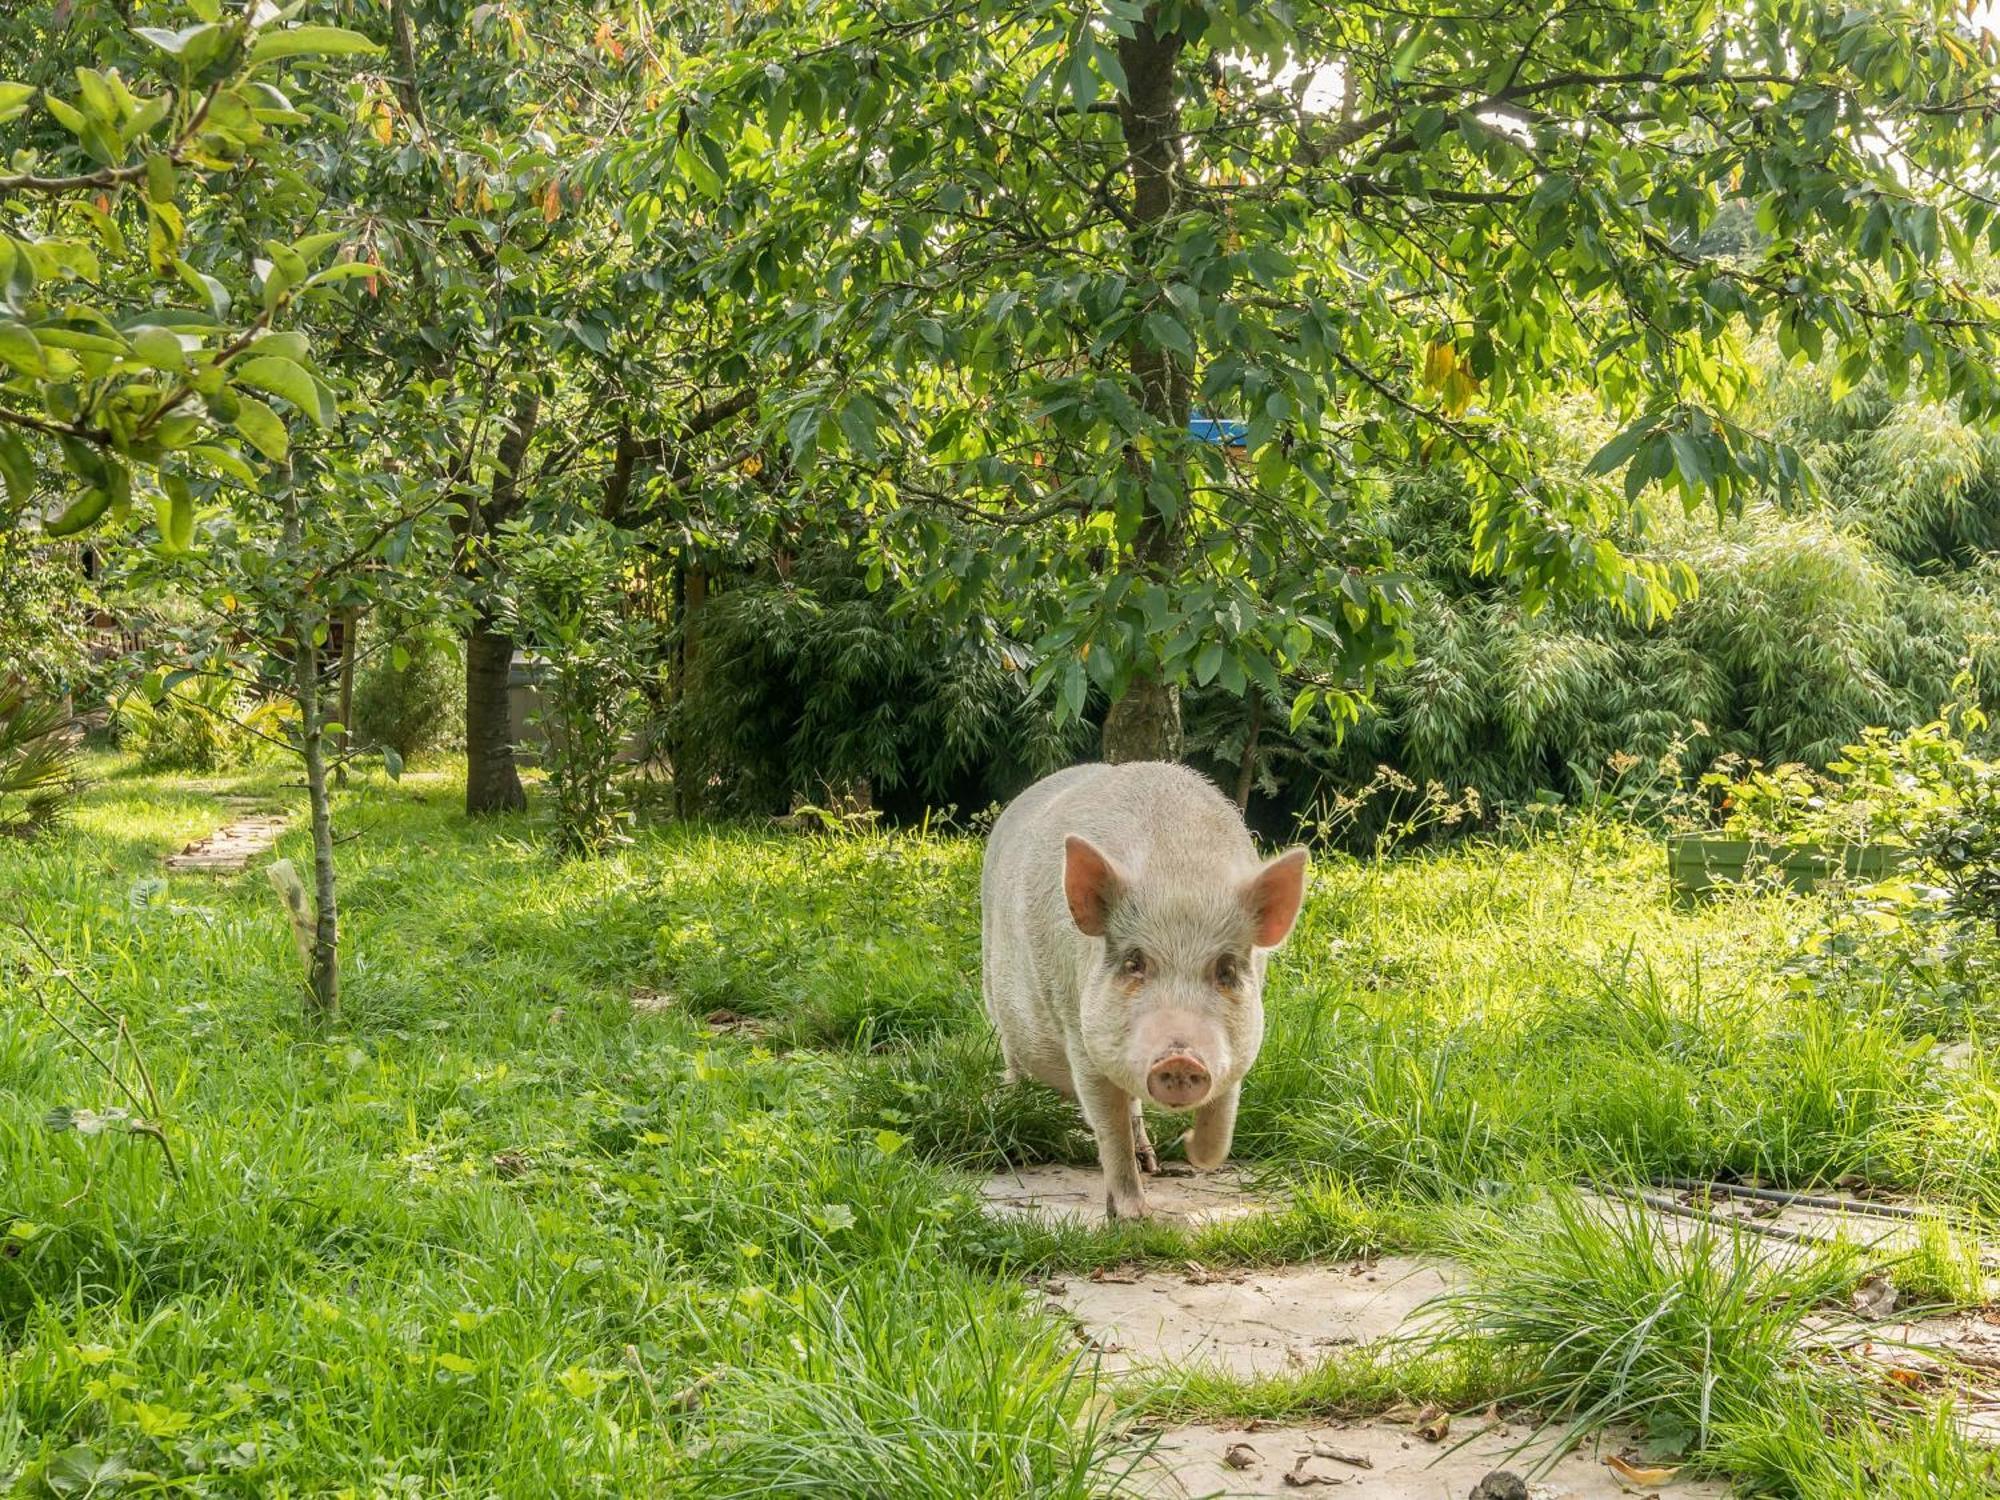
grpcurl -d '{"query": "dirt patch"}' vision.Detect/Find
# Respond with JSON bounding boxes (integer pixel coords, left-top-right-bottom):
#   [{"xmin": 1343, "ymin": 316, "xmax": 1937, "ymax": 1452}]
[
  {"xmin": 1126, "ymin": 1418, "xmax": 1734, "ymax": 1498},
  {"xmin": 1049, "ymin": 1258, "xmax": 1457, "ymax": 1377},
  {"xmin": 981, "ymin": 1162, "xmax": 1277, "ymax": 1228},
  {"xmin": 164, "ymin": 814, "xmax": 291, "ymax": 874}
]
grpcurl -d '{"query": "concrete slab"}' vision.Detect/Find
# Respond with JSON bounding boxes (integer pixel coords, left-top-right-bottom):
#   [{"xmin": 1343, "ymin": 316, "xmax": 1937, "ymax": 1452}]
[
  {"xmin": 1049, "ymin": 1258, "xmax": 1457, "ymax": 1377},
  {"xmin": 1127, "ymin": 1418, "xmax": 1734, "ymax": 1499},
  {"xmin": 980, "ymin": 1162, "xmax": 1277, "ymax": 1228}
]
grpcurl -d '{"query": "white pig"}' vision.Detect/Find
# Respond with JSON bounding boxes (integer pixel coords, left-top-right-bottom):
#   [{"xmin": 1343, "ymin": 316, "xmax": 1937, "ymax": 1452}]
[{"xmin": 980, "ymin": 761, "xmax": 1309, "ymax": 1219}]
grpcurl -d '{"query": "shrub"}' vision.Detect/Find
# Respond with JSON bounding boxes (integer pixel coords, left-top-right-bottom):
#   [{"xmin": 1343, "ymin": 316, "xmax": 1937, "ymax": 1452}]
[
  {"xmin": 116, "ymin": 673, "xmax": 287, "ymax": 772},
  {"xmin": 0, "ymin": 531, "xmax": 92, "ymax": 696},
  {"xmin": 352, "ymin": 634, "xmax": 463, "ymax": 761},
  {"xmin": 672, "ymin": 548, "xmax": 1092, "ymax": 819},
  {"xmin": 499, "ymin": 520, "xmax": 656, "ymax": 857},
  {"xmin": 0, "ymin": 677, "xmax": 81, "ymax": 838}
]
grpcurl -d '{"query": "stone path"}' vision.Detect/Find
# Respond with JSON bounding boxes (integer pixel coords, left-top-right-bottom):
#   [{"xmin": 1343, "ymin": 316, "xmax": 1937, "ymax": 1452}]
[
  {"xmin": 983, "ymin": 1164, "xmax": 2000, "ymax": 1498},
  {"xmin": 1044, "ymin": 1257, "xmax": 1454, "ymax": 1377},
  {"xmin": 980, "ymin": 1162, "xmax": 1276, "ymax": 1228},
  {"xmin": 164, "ymin": 800, "xmax": 291, "ymax": 874},
  {"xmin": 1129, "ymin": 1418, "xmax": 1731, "ymax": 1499}
]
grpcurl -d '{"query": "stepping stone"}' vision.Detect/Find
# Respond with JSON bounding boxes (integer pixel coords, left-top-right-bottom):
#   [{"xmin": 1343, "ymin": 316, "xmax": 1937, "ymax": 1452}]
[
  {"xmin": 1128, "ymin": 1418, "xmax": 1736, "ymax": 1498},
  {"xmin": 1049, "ymin": 1258, "xmax": 1458, "ymax": 1377},
  {"xmin": 1585, "ymin": 1185, "xmax": 1995, "ymax": 1276},
  {"xmin": 164, "ymin": 814, "xmax": 291, "ymax": 874},
  {"xmin": 981, "ymin": 1162, "xmax": 1275, "ymax": 1228}
]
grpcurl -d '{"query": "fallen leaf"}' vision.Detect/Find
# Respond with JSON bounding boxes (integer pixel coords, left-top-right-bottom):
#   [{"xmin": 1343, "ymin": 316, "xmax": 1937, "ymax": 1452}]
[
  {"xmin": 1884, "ymin": 1365, "xmax": 1930, "ymax": 1390},
  {"xmin": 1281, "ymin": 1454, "xmax": 1345, "ymax": 1488},
  {"xmin": 1853, "ymin": 1273, "xmax": 1898, "ymax": 1320},
  {"xmin": 1224, "ymin": 1443, "xmax": 1258, "ymax": 1470},
  {"xmin": 1605, "ymin": 1453, "xmax": 1681, "ymax": 1489},
  {"xmin": 1414, "ymin": 1403, "xmax": 1450, "ymax": 1442},
  {"xmin": 490, "ymin": 1150, "xmax": 531, "ymax": 1179},
  {"xmin": 1090, "ymin": 1266, "xmax": 1140, "ymax": 1284},
  {"xmin": 1307, "ymin": 1439, "xmax": 1372, "ymax": 1468}
]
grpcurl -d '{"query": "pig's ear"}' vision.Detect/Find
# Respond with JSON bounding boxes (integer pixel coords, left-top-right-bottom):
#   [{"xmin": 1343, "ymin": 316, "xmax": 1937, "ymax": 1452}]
[
  {"xmin": 1063, "ymin": 835, "xmax": 1124, "ymax": 937},
  {"xmin": 1243, "ymin": 847, "xmax": 1309, "ymax": 948}
]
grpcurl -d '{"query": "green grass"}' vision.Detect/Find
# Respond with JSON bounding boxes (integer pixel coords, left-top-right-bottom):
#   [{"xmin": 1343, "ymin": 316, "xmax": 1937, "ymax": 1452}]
[{"xmin": 2, "ymin": 757, "xmax": 1997, "ymax": 1493}]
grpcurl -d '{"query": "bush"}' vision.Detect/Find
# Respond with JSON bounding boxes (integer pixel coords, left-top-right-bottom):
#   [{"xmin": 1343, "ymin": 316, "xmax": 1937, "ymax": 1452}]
[
  {"xmin": 499, "ymin": 520, "xmax": 656, "ymax": 857},
  {"xmin": 0, "ymin": 531, "xmax": 92, "ymax": 696},
  {"xmin": 352, "ymin": 634, "xmax": 463, "ymax": 761},
  {"xmin": 673, "ymin": 548, "xmax": 1092, "ymax": 819},
  {"xmin": 1188, "ymin": 359, "xmax": 2000, "ymax": 836},
  {"xmin": 0, "ymin": 677, "xmax": 81, "ymax": 838},
  {"xmin": 116, "ymin": 673, "xmax": 288, "ymax": 772}
]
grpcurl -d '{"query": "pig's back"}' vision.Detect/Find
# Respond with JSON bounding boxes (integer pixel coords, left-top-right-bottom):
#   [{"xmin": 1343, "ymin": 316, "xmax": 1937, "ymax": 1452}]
[{"xmin": 983, "ymin": 760, "xmax": 1257, "ymax": 948}]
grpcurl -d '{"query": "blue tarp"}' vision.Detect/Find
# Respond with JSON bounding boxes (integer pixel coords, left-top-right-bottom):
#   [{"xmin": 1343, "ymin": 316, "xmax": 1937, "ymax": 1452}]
[{"xmin": 1188, "ymin": 415, "xmax": 1249, "ymax": 445}]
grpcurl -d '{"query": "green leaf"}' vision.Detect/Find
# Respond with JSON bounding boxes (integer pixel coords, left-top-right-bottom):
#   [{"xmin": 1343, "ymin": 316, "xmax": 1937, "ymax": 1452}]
[
  {"xmin": 45, "ymin": 484, "xmax": 115, "ymax": 538},
  {"xmin": 247, "ymin": 26, "xmax": 385, "ymax": 64},
  {"xmin": 1585, "ymin": 416, "xmax": 1654, "ymax": 477},
  {"xmin": 43, "ymin": 94, "xmax": 85, "ymax": 136},
  {"xmin": 231, "ymin": 394, "xmax": 288, "ymax": 460},
  {"xmin": 159, "ymin": 472, "xmax": 194, "ymax": 551},
  {"xmin": 0, "ymin": 429, "xmax": 36, "ymax": 508},
  {"xmin": 129, "ymin": 325, "xmax": 187, "ymax": 371},
  {"xmin": 189, "ymin": 443, "xmax": 257, "ymax": 483},
  {"xmin": 0, "ymin": 320, "xmax": 45, "ymax": 377},
  {"xmin": 382, "ymin": 746, "xmax": 403, "ymax": 780},
  {"xmin": 1141, "ymin": 310, "xmax": 1193, "ymax": 359},
  {"xmin": 134, "ymin": 23, "xmax": 221, "ymax": 57},
  {"xmin": 233, "ymin": 356, "xmax": 328, "ymax": 424}
]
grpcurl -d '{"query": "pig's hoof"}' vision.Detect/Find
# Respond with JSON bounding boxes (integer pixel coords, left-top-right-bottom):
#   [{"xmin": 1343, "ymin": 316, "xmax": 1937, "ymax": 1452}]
[
  {"xmin": 1176, "ymin": 1132, "xmax": 1227, "ymax": 1171},
  {"xmin": 1105, "ymin": 1193, "xmax": 1153, "ymax": 1221}
]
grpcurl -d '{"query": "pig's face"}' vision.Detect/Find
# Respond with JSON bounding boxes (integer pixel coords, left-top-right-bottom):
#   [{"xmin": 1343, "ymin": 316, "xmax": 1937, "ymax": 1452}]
[{"xmin": 1063, "ymin": 835, "xmax": 1308, "ymax": 1110}]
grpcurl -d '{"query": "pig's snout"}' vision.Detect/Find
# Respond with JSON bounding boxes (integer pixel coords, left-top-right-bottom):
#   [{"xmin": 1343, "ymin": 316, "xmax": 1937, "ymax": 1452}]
[{"xmin": 1146, "ymin": 1052, "xmax": 1213, "ymax": 1109}]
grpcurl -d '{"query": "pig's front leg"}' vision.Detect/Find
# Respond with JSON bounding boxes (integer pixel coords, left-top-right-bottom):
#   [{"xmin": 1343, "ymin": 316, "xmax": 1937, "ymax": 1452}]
[
  {"xmin": 1182, "ymin": 1083, "xmax": 1240, "ymax": 1171},
  {"xmin": 1076, "ymin": 1071, "xmax": 1149, "ymax": 1219}
]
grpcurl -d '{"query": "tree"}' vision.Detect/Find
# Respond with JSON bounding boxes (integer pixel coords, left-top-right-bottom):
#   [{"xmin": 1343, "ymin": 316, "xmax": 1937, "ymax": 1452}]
[
  {"xmin": 1, "ymin": 2, "xmax": 383, "ymax": 542},
  {"xmin": 628, "ymin": 0, "xmax": 2000, "ymax": 763}
]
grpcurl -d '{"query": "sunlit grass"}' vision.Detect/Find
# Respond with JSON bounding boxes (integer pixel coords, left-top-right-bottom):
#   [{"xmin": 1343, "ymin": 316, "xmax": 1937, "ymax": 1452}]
[{"xmin": 2, "ymin": 757, "xmax": 1997, "ymax": 1491}]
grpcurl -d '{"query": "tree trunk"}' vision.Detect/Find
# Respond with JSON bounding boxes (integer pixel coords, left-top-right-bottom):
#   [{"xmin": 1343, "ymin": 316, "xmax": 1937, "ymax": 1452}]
[
  {"xmin": 333, "ymin": 606, "xmax": 358, "ymax": 787},
  {"xmin": 465, "ymin": 621, "xmax": 525, "ymax": 813},
  {"xmin": 459, "ymin": 389, "xmax": 540, "ymax": 815},
  {"xmin": 1103, "ymin": 6, "xmax": 1191, "ymax": 764},
  {"xmin": 1234, "ymin": 693, "xmax": 1263, "ymax": 809},
  {"xmin": 296, "ymin": 618, "xmax": 340, "ymax": 1021}
]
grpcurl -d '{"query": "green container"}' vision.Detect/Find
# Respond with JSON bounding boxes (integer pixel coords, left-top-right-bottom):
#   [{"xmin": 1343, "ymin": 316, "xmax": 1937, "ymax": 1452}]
[{"xmin": 1667, "ymin": 834, "xmax": 1907, "ymax": 902}]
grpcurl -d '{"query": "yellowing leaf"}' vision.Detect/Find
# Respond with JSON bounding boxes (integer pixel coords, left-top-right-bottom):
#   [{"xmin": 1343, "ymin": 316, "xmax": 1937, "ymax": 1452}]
[
  {"xmin": 1605, "ymin": 1454, "xmax": 1682, "ymax": 1489},
  {"xmin": 1422, "ymin": 340, "xmax": 1457, "ymax": 389}
]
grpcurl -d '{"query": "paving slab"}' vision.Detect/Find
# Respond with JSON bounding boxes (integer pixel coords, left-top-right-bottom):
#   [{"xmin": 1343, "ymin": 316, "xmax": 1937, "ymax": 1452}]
[
  {"xmin": 1047, "ymin": 1258, "xmax": 1458, "ymax": 1376},
  {"xmin": 1127, "ymin": 1418, "xmax": 1734, "ymax": 1499},
  {"xmin": 980, "ymin": 1161, "xmax": 1277, "ymax": 1228},
  {"xmin": 164, "ymin": 813, "xmax": 291, "ymax": 873}
]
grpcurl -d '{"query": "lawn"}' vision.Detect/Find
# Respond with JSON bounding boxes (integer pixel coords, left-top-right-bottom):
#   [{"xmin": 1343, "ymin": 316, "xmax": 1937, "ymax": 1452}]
[{"xmin": 3, "ymin": 759, "xmax": 1998, "ymax": 1496}]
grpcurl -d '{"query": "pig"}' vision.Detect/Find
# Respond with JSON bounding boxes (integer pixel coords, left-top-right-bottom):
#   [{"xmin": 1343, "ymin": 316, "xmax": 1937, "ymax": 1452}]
[{"xmin": 980, "ymin": 760, "xmax": 1309, "ymax": 1220}]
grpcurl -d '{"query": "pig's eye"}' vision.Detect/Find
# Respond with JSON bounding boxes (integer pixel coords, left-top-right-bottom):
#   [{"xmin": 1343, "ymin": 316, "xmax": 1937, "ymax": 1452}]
[
  {"xmin": 1213, "ymin": 954, "xmax": 1243, "ymax": 990},
  {"xmin": 1119, "ymin": 949, "xmax": 1149, "ymax": 979}
]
